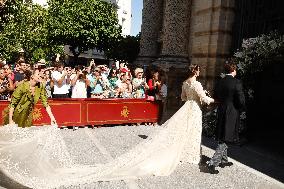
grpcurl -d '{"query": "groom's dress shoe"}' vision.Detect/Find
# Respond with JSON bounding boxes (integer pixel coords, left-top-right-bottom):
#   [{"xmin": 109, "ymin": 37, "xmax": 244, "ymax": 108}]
[
  {"xmin": 200, "ymin": 165, "xmax": 219, "ymax": 174},
  {"xmin": 220, "ymin": 162, "xmax": 233, "ymax": 168}
]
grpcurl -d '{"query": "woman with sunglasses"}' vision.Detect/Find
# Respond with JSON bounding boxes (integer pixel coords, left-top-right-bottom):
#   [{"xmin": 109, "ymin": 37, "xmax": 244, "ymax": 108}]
[{"xmin": 88, "ymin": 67, "xmax": 109, "ymax": 98}]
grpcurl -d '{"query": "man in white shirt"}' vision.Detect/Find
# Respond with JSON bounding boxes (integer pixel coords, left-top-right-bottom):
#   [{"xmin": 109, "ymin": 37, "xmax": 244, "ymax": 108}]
[{"xmin": 51, "ymin": 62, "xmax": 71, "ymax": 98}]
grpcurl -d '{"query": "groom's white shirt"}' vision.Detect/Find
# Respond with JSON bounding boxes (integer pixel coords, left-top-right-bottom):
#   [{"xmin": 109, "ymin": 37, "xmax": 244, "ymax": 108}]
[{"xmin": 226, "ymin": 73, "xmax": 234, "ymax": 77}]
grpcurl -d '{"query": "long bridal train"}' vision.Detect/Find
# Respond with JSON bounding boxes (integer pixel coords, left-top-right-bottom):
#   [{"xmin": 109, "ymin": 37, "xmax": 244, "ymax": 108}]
[
  {"xmin": 0, "ymin": 81, "xmax": 212, "ymax": 189},
  {"xmin": 0, "ymin": 101, "xmax": 199, "ymax": 189}
]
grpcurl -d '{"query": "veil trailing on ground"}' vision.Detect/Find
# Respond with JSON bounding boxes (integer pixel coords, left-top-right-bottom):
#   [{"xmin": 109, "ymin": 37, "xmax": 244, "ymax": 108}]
[{"xmin": 0, "ymin": 99, "xmax": 202, "ymax": 189}]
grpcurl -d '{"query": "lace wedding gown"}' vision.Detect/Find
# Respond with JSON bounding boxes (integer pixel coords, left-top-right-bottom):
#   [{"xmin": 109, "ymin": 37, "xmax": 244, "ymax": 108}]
[{"xmin": 0, "ymin": 81, "xmax": 213, "ymax": 189}]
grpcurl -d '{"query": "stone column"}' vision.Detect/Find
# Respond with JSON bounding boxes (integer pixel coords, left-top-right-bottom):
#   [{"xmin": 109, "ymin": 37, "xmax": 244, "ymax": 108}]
[
  {"xmin": 153, "ymin": 0, "xmax": 191, "ymax": 116},
  {"xmin": 135, "ymin": 0, "xmax": 164, "ymax": 65},
  {"xmin": 188, "ymin": 0, "xmax": 236, "ymax": 91},
  {"xmin": 155, "ymin": 0, "xmax": 191, "ymax": 68}
]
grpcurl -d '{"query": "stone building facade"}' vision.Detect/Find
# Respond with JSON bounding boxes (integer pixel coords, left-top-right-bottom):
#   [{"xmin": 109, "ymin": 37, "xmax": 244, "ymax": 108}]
[{"xmin": 136, "ymin": 0, "xmax": 236, "ymax": 111}]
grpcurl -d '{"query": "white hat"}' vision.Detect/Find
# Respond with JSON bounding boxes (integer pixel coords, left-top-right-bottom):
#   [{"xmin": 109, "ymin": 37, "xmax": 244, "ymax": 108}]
[{"xmin": 38, "ymin": 59, "xmax": 46, "ymax": 65}]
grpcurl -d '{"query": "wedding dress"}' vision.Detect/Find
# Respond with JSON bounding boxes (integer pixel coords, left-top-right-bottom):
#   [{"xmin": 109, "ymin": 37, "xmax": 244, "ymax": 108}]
[{"xmin": 0, "ymin": 81, "xmax": 213, "ymax": 189}]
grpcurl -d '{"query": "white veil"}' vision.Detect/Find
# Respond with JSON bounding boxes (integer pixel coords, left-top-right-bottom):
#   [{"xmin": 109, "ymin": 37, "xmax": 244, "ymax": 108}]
[{"xmin": 0, "ymin": 100, "xmax": 202, "ymax": 189}]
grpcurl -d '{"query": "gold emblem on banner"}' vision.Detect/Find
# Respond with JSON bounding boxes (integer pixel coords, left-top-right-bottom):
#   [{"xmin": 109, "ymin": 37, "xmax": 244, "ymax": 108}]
[
  {"xmin": 121, "ymin": 106, "xmax": 130, "ymax": 118},
  {"xmin": 32, "ymin": 107, "xmax": 43, "ymax": 121}
]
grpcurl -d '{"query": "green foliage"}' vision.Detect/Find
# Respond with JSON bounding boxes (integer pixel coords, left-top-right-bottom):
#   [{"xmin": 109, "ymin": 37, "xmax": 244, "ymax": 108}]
[
  {"xmin": 203, "ymin": 32, "xmax": 284, "ymax": 137},
  {"xmin": 0, "ymin": 1, "xmax": 63, "ymax": 63},
  {"xmin": 0, "ymin": 0, "xmax": 18, "ymax": 30},
  {"xmin": 1, "ymin": 0, "xmax": 122, "ymax": 64},
  {"xmin": 47, "ymin": 0, "xmax": 122, "ymax": 58},
  {"xmin": 202, "ymin": 107, "xmax": 217, "ymax": 137},
  {"xmin": 233, "ymin": 31, "xmax": 284, "ymax": 94},
  {"xmin": 105, "ymin": 33, "xmax": 140, "ymax": 63}
]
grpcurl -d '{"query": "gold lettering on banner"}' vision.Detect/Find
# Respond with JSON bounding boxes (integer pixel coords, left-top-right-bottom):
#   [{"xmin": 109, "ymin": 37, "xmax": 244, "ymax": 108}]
[
  {"xmin": 121, "ymin": 106, "xmax": 130, "ymax": 118},
  {"xmin": 32, "ymin": 107, "xmax": 43, "ymax": 121}
]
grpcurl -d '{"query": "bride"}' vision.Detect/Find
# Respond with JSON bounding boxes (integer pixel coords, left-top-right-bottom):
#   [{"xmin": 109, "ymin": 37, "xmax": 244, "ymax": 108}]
[{"xmin": 0, "ymin": 64, "xmax": 214, "ymax": 189}]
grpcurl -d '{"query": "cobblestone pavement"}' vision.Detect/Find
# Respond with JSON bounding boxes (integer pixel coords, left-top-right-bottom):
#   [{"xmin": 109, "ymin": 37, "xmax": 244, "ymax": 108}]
[{"xmin": 1, "ymin": 125, "xmax": 284, "ymax": 189}]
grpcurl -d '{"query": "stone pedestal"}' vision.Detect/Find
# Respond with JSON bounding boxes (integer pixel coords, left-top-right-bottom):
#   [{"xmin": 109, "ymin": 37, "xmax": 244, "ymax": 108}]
[{"xmin": 153, "ymin": 61, "xmax": 188, "ymax": 114}]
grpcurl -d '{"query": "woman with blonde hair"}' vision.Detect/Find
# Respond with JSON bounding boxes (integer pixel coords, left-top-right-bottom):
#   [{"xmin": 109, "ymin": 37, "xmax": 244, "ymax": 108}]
[{"xmin": 132, "ymin": 67, "xmax": 149, "ymax": 98}]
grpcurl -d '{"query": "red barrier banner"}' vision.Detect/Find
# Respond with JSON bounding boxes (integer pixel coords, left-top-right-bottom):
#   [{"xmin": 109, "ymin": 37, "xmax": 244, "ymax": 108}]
[{"xmin": 0, "ymin": 98, "xmax": 159, "ymax": 127}]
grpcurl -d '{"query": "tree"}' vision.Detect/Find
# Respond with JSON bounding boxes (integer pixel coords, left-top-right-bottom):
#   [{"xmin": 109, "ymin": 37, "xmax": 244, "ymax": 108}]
[
  {"xmin": 105, "ymin": 33, "xmax": 140, "ymax": 63},
  {"xmin": 47, "ymin": 0, "xmax": 122, "ymax": 65},
  {"xmin": 0, "ymin": 1, "xmax": 63, "ymax": 63},
  {"xmin": 0, "ymin": 1, "xmax": 21, "ymax": 38},
  {"xmin": 233, "ymin": 31, "xmax": 284, "ymax": 99}
]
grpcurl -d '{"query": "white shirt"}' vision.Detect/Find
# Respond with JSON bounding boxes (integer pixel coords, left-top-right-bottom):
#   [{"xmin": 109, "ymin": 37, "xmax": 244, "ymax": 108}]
[
  {"xmin": 52, "ymin": 71, "xmax": 70, "ymax": 94},
  {"xmin": 226, "ymin": 74, "xmax": 234, "ymax": 77},
  {"xmin": 71, "ymin": 80, "xmax": 87, "ymax": 98}
]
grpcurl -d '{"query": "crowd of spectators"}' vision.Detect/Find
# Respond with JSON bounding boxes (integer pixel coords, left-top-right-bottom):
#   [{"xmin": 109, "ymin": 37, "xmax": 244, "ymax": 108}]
[{"xmin": 0, "ymin": 58, "xmax": 168, "ymax": 103}]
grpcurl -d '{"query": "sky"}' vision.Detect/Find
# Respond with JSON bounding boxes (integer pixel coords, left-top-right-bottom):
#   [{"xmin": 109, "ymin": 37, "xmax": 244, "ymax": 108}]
[
  {"xmin": 130, "ymin": 0, "xmax": 143, "ymax": 36},
  {"xmin": 32, "ymin": 0, "xmax": 48, "ymax": 6}
]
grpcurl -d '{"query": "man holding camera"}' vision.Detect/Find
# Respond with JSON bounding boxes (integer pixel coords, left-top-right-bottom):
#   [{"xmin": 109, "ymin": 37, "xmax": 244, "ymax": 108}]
[{"xmin": 51, "ymin": 62, "xmax": 71, "ymax": 98}]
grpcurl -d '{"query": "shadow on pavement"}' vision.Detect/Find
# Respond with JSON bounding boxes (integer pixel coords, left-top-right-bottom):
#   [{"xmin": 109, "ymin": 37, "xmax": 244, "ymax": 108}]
[
  {"xmin": 0, "ymin": 170, "xmax": 31, "ymax": 189},
  {"xmin": 202, "ymin": 136, "xmax": 284, "ymax": 183}
]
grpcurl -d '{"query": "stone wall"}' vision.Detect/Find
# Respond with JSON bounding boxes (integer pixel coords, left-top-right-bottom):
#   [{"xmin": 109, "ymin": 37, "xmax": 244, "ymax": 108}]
[
  {"xmin": 136, "ymin": 0, "xmax": 236, "ymax": 113},
  {"xmin": 188, "ymin": 0, "xmax": 236, "ymax": 90}
]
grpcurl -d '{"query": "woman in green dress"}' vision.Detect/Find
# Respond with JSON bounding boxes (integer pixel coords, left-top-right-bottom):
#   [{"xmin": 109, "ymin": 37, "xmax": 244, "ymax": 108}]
[{"xmin": 6, "ymin": 70, "xmax": 57, "ymax": 127}]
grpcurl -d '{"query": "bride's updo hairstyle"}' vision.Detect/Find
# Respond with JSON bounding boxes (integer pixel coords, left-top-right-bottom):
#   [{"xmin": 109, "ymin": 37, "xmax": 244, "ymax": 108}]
[{"xmin": 188, "ymin": 64, "xmax": 200, "ymax": 77}]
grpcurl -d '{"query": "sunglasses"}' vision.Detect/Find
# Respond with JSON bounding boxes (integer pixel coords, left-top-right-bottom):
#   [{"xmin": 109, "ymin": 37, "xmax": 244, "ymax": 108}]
[{"xmin": 94, "ymin": 70, "xmax": 100, "ymax": 72}]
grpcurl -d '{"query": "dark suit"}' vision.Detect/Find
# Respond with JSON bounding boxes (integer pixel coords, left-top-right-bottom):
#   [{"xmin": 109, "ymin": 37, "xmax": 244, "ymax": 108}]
[
  {"xmin": 214, "ymin": 75, "xmax": 246, "ymax": 142},
  {"xmin": 208, "ymin": 75, "xmax": 245, "ymax": 167}
]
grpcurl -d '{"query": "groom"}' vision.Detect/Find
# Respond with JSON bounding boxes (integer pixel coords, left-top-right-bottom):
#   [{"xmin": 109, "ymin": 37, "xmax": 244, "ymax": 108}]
[{"xmin": 204, "ymin": 60, "xmax": 246, "ymax": 173}]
